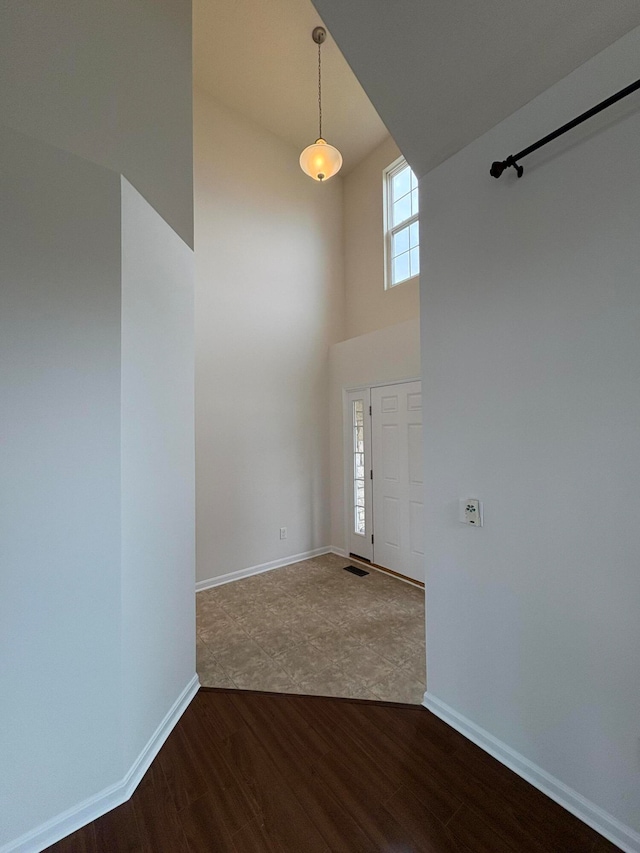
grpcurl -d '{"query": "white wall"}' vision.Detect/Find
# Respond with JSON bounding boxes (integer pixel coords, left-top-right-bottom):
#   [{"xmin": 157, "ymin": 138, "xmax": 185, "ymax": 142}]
[
  {"xmin": 343, "ymin": 135, "xmax": 420, "ymax": 339},
  {"xmin": 0, "ymin": 3, "xmax": 195, "ymax": 849},
  {"xmin": 0, "ymin": 0, "xmax": 193, "ymax": 247},
  {"xmin": 0, "ymin": 130, "xmax": 197, "ymax": 853},
  {"xmin": 194, "ymin": 89, "xmax": 344, "ymax": 585},
  {"xmin": 329, "ymin": 318, "xmax": 421, "ymax": 553},
  {"xmin": 0, "ymin": 127, "xmax": 123, "ymax": 847},
  {"xmin": 120, "ymin": 178, "xmax": 195, "ymax": 769},
  {"xmin": 421, "ymin": 28, "xmax": 640, "ymax": 846}
]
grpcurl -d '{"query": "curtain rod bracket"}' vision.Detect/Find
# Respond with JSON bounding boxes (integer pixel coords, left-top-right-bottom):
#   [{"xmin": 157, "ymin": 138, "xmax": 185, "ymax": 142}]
[{"xmin": 490, "ymin": 156, "xmax": 523, "ymax": 179}]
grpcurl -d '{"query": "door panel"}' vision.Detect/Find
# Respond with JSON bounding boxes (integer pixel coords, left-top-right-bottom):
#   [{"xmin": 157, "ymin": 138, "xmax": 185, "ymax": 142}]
[
  {"xmin": 372, "ymin": 381, "xmax": 424, "ymax": 582},
  {"xmin": 382, "ymin": 424, "xmax": 399, "ymax": 480},
  {"xmin": 409, "ymin": 500, "xmax": 425, "ymax": 557},
  {"xmin": 408, "ymin": 423, "xmax": 423, "ymax": 484},
  {"xmin": 382, "ymin": 496, "xmax": 400, "ymax": 547}
]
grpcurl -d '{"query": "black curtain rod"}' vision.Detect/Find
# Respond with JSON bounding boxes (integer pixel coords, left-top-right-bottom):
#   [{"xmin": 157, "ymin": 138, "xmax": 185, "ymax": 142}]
[{"xmin": 490, "ymin": 78, "xmax": 640, "ymax": 179}]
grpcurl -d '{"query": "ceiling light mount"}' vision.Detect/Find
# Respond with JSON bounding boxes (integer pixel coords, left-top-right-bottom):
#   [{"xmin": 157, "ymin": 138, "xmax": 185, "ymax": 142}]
[
  {"xmin": 312, "ymin": 26, "xmax": 326, "ymax": 45},
  {"xmin": 299, "ymin": 26, "xmax": 342, "ymax": 182}
]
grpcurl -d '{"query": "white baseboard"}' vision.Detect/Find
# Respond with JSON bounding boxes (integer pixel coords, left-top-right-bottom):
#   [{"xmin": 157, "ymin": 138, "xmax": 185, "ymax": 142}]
[
  {"xmin": 3, "ymin": 674, "xmax": 200, "ymax": 853},
  {"xmin": 196, "ymin": 547, "xmax": 334, "ymax": 592},
  {"xmin": 330, "ymin": 547, "xmax": 348, "ymax": 558},
  {"xmin": 422, "ymin": 691, "xmax": 640, "ymax": 853}
]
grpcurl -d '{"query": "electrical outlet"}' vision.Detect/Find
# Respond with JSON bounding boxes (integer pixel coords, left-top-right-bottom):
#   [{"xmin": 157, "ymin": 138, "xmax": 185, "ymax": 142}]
[
  {"xmin": 279, "ymin": 527, "xmax": 287, "ymax": 540},
  {"xmin": 459, "ymin": 499, "xmax": 482, "ymax": 526}
]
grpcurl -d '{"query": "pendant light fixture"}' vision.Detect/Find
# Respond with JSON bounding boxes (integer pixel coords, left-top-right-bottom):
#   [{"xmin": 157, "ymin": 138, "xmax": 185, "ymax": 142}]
[{"xmin": 299, "ymin": 27, "xmax": 343, "ymax": 182}]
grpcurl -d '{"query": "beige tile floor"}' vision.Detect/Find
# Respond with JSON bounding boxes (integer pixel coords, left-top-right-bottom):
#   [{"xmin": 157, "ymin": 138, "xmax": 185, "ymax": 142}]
[{"xmin": 196, "ymin": 553, "xmax": 426, "ymax": 703}]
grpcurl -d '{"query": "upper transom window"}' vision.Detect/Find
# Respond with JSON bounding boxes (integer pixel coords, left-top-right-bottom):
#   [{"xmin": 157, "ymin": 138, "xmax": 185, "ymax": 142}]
[{"xmin": 384, "ymin": 157, "xmax": 419, "ymax": 288}]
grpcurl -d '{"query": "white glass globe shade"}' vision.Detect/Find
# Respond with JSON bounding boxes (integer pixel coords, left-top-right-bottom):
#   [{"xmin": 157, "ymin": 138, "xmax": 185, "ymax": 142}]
[{"xmin": 299, "ymin": 138, "xmax": 343, "ymax": 182}]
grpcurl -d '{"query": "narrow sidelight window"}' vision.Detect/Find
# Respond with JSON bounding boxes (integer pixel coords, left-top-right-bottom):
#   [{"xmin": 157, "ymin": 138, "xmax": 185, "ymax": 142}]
[{"xmin": 353, "ymin": 399, "xmax": 366, "ymax": 535}]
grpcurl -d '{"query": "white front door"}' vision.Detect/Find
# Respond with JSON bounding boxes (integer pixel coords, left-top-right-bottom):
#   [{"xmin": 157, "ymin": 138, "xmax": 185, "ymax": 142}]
[{"xmin": 371, "ymin": 381, "xmax": 424, "ymax": 583}]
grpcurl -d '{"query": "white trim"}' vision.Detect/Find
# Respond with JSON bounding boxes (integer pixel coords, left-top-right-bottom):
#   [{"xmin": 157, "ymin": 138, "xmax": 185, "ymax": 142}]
[
  {"xmin": 422, "ymin": 691, "xmax": 640, "ymax": 853},
  {"xmin": 344, "ymin": 376, "xmax": 421, "ymax": 394},
  {"xmin": 195, "ymin": 547, "xmax": 333, "ymax": 592},
  {"xmin": 346, "ymin": 388, "xmax": 373, "ymax": 563},
  {"xmin": 341, "ymin": 388, "xmax": 353, "ymax": 569},
  {"xmin": 2, "ymin": 675, "xmax": 200, "ymax": 853},
  {"xmin": 119, "ymin": 674, "xmax": 200, "ymax": 797}
]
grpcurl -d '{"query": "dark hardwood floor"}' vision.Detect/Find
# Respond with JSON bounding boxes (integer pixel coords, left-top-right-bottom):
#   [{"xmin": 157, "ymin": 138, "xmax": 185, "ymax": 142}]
[{"xmin": 47, "ymin": 688, "xmax": 620, "ymax": 852}]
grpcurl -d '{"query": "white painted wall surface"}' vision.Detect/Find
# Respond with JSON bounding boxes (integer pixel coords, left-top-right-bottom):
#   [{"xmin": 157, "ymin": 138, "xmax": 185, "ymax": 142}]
[
  {"xmin": 329, "ymin": 318, "xmax": 421, "ymax": 553},
  {"xmin": 0, "ymin": 126, "xmax": 123, "ymax": 847},
  {"xmin": 194, "ymin": 89, "xmax": 344, "ymax": 585},
  {"xmin": 120, "ymin": 178, "xmax": 195, "ymax": 768},
  {"xmin": 343, "ymin": 135, "xmax": 420, "ymax": 339},
  {"xmin": 0, "ymin": 4, "xmax": 194, "ymax": 845},
  {"xmin": 421, "ymin": 28, "xmax": 640, "ymax": 840},
  {"xmin": 0, "ymin": 0, "xmax": 193, "ymax": 247}
]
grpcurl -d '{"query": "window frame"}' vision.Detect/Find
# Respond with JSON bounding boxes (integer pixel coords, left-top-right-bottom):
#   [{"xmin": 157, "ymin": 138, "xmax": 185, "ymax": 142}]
[{"xmin": 383, "ymin": 156, "xmax": 420, "ymax": 290}]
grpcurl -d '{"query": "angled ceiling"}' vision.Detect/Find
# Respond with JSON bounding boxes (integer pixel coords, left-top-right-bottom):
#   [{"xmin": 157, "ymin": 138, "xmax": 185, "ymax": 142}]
[
  {"xmin": 193, "ymin": 0, "xmax": 391, "ymax": 174},
  {"xmin": 310, "ymin": 0, "xmax": 640, "ymax": 179}
]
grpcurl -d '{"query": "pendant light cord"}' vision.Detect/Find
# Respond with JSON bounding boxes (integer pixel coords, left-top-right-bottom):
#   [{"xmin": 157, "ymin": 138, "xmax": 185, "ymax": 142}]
[{"xmin": 318, "ymin": 40, "xmax": 322, "ymax": 140}]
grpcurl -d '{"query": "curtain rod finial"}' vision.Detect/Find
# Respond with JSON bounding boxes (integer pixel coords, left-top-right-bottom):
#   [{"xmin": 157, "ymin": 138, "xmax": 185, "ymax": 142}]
[{"xmin": 490, "ymin": 157, "xmax": 523, "ymax": 179}]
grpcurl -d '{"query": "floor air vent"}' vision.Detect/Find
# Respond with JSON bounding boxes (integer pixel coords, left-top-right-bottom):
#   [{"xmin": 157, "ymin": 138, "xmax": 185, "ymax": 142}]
[{"xmin": 343, "ymin": 565, "xmax": 369, "ymax": 577}]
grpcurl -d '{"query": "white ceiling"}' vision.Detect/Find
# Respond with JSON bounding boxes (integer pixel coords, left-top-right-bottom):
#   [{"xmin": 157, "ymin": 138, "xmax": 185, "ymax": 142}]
[
  {"xmin": 311, "ymin": 0, "xmax": 640, "ymax": 180},
  {"xmin": 193, "ymin": 0, "xmax": 391, "ymax": 174}
]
